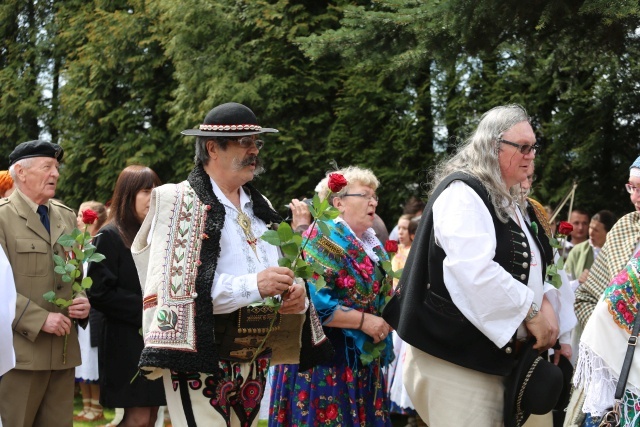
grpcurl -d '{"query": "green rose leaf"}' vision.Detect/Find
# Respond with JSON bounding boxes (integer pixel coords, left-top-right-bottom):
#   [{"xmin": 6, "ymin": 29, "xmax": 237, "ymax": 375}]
[
  {"xmin": 86, "ymin": 253, "xmax": 106, "ymax": 263},
  {"xmin": 317, "ymin": 221, "xmax": 331, "ymax": 237},
  {"xmin": 261, "ymin": 230, "xmax": 281, "ymax": 246},
  {"xmin": 277, "ymin": 221, "xmax": 294, "ymax": 243},
  {"xmin": 73, "ymin": 247, "xmax": 85, "ymax": 261},
  {"xmin": 53, "ymin": 254, "xmax": 66, "ymax": 267},
  {"xmin": 57, "ymin": 235, "xmax": 76, "ymax": 247},
  {"xmin": 278, "ymin": 257, "xmax": 291, "ymax": 268},
  {"xmin": 362, "ymin": 340, "xmax": 375, "ymax": 353},
  {"xmin": 43, "ymin": 291, "xmax": 56, "ymax": 303},
  {"xmin": 291, "ymin": 234, "xmax": 303, "ymax": 247},
  {"xmin": 61, "ymin": 274, "xmax": 72, "ymax": 283},
  {"xmin": 281, "ymin": 242, "xmax": 299, "ymax": 259},
  {"xmin": 72, "ymin": 283, "xmax": 83, "ymax": 293},
  {"xmin": 56, "ymin": 298, "xmax": 73, "ymax": 308},
  {"xmin": 64, "ymin": 263, "xmax": 76, "ymax": 273},
  {"xmin": 54, "ymin": 266, "xmax": 67, "ymax": 275},
  {"xmin": 556, "ymin": 257, "xmax": 565, "ymax": 270},
  {"xmin": 81, "ymin": 276, "xmax": 93, "ymax": 289},
  {"xmin": 312, "ymin": 276, "xmax": 325, "ymax": 292},
  {"xmin": 294, "ymin": 264, "xmax": 313, "ymax": 279},
  {"xmin": 360, "ymin": 353, "xmax": 374, "ymax": 365}
]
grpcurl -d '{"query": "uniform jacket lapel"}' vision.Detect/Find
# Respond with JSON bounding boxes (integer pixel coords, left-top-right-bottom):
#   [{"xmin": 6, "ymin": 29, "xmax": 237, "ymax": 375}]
[{"xmin": 9, "ymin": 192, "xmax": 50, "ymax": 243}]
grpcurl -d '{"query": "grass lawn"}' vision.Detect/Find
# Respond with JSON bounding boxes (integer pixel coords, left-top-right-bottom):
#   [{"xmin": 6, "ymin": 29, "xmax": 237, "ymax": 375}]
[
  {"xmin": 72, "ymin": 395, "xmax": 270, "ymax": 427},
  {"xmin": 73, "ymin": 394, "xmax": 405, "ymax": 426}
]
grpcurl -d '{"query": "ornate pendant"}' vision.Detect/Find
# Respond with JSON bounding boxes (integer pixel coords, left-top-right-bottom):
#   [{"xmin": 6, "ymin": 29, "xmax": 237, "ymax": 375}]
[{"xmin": 237, "ymin": 211, "xmax": 258, "ymax": 255}]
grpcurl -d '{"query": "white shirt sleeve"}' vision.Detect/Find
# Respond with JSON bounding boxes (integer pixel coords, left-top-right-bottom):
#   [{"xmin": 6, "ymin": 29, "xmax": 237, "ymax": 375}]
[
  {"xmin": 211, "ymin": 272, "xmax": 263, "ymax": 314},
  {"xmin": 432, "ymin": 181, "xmax": 533, "ymax": 348}
]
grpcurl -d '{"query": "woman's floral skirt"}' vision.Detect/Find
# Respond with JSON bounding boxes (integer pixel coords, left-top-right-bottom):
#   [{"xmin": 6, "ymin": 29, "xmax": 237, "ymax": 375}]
[{"xmin": 268, "ymin": 361, "xmax": 392, "ymax": 426}]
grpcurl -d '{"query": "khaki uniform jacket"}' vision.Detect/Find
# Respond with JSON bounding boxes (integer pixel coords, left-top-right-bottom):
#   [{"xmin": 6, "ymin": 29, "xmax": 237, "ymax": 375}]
[{"xmin": 0, "ymin": 190, "xmax": 80, "ymax": 370}]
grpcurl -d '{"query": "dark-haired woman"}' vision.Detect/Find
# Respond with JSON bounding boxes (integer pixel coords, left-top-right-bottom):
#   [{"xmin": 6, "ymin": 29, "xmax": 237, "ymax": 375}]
[{"xmin": 88, "ymin": 165, "xmax": 166, "ymax": 427}]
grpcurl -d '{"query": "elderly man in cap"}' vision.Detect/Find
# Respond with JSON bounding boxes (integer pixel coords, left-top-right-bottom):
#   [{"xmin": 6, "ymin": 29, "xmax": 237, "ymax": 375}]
[
  {"xmin": 0, "ymin": 140, "xmax": 90, "ymax": 426},
  {"xmin": 132, "ymin": 102, "xmax": 332, "ymax": 427}
]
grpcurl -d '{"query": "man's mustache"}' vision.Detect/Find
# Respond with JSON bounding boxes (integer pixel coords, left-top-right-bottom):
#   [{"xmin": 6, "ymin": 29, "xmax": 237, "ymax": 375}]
[{"xmin": 233, "ymin": 155, "xmax": 265, "ymax": 176}]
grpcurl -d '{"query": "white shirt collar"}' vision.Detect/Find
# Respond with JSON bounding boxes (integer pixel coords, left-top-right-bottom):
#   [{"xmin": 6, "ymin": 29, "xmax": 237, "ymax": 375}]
[{"xmin": 210, "ymin": 178, "xmax": 251, "ymax": 212}]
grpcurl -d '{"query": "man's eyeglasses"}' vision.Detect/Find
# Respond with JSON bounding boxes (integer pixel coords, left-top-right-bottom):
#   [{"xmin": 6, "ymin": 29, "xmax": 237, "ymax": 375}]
[
  {"xmin": 341, "ymin": 193, "xmax": 379, "ymax": 202},
  {"xmin": 498, "ymin": 138, "xmax": 540, "ymax": 155},
  {"xmin": 625, "ymin": 183, "xmax": 640, "ymax": 194},
  {"xmin": 235, "ymin": 137, "xmax": 264, "ymax": 150}
]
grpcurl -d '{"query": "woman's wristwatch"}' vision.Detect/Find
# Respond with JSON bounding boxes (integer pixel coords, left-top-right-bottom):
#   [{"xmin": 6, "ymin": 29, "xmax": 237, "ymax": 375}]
[{"xmin": 524, "ymin": 302, "xmax": 539, "ymax": 322}]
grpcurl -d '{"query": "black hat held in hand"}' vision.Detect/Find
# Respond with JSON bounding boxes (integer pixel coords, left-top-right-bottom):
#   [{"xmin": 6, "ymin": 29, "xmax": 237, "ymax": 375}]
[{"xmin": 503, "ymin": 339, "xmax": 564, "ymax": 427}]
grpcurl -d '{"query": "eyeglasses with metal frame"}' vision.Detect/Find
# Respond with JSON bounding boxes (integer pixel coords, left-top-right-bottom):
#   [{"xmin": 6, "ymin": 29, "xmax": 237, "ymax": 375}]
[
  {"xmin": 625, "ymin": 183, "xmax": 640, "ymax": 194},
  {"xmin": 340, "ymin": 193, "xmax": 379, "ymax": 202},
  {"xmin": 234, "ymin": 137, "xmax": 264, "ymax": 150},
  {"xmin": 498, "ymin": 138, "xmax": 540, "ymax": 155}
]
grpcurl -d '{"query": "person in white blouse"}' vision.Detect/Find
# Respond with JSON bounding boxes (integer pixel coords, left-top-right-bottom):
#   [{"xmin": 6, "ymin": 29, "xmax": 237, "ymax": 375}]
[
  {"xmin": 133, "ymin": 102, "xmax": 331, "ymax": 427},
  {"xmin": 0, "ymin": 246, "xmax": 16, "ymax": 427},
  {"xmin": 0, "ymin": 245, "xmax": 16, "ymax": 373},
  {"xmin": 384, "ymin": 104, "xmax": 561, "ymax": 427}
]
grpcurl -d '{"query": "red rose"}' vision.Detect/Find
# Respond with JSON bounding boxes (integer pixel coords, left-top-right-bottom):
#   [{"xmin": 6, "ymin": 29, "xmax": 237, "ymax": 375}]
[
  {"xmin": 81, "ymin": 208, "xmax": 99, "ymax": 225},
  {"xmin": 326, "ymin": 403, "xmax": 339, "ymax": 420},
  {"xmin": 557, "ymin": 221, "xmax": 573, "ymax": 236},
  {"xmin": 328, "ymin": 173, "xmax": 348, "ymax": 193},
  {"xmin": 384, "ymin": 239, "xmax": 398, "ymax": 253}
]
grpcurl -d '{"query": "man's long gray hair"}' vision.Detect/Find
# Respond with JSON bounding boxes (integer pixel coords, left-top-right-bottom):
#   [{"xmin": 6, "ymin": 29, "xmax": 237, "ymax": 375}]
[{"xmin": 429, "ymin": 104, "xmax": 531, "ymax": 223}]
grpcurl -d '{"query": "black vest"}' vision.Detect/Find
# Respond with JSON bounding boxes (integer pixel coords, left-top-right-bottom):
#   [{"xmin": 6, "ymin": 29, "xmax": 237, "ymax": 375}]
[{"xmin": 383, "ymin": 172, "xmax": 551, "ymax": 376}]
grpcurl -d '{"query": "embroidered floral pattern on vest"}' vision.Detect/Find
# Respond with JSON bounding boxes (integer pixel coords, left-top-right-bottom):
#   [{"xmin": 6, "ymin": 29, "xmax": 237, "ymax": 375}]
[{"xmin": 146, "ymin": 182, "xmax": 208, "ymax": 350}]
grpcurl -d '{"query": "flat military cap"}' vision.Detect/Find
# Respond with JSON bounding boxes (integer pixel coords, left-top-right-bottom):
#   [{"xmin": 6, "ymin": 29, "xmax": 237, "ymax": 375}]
[{"xmin": 9, "ymin": 140, "xmax": 64, "ymax": 166}]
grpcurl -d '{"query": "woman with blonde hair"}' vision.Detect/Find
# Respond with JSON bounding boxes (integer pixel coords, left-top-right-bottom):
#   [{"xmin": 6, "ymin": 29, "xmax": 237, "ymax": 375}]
[{"xmin": 270, "ymin": 166, "xmax": 394, "ymax": 426}]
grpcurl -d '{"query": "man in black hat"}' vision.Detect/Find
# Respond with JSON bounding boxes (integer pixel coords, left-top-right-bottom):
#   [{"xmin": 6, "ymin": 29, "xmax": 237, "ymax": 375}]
[
  {"xmin": 132, "ymin": 102, "xmax": 332, "ymax": 426},
  {"xmin": 0, "ymin": 140, "xmax": 90, "ymax": 426}
]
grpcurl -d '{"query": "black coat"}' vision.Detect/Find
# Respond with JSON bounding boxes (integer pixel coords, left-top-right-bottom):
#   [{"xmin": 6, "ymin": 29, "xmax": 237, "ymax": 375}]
[{"xmin": 88, "ymin": 224, "xmax": 166, "ymax": 408}]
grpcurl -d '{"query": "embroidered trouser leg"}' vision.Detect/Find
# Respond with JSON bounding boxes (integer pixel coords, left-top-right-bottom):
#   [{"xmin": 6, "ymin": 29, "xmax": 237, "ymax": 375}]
[{"xmin": 162, "ymin": 354, "xmax": 270, "ymax": 427}]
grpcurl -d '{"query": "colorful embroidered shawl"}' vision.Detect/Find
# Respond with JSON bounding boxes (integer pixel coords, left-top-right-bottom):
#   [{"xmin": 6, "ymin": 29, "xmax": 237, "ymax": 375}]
[
  {"xmin": 574, "ymin": 251, "xmax": 640, "ymax": 425},
  {"xmin": 302, "ymin": 219, "xmax": 394, "ymax": 369}
]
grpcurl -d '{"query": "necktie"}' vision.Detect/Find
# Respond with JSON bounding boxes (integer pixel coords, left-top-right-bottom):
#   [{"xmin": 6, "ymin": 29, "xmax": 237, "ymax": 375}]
[{"xmin": 37, "ymin": 205, "xmax": 50, "ymax": 233}]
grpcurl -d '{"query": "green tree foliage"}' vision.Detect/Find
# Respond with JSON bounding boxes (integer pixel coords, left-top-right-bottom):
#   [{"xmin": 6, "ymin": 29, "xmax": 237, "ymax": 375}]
[
  {"xmin": 2, "ymin": 0, "xmax": 640, "ymax": 223},
  {"xmin": 298, "ymin": 0, "xmax": 640, "ymax": 219},
  {"xmin": 152, "ymin": 0, "xmax": 357, "ymax": 217},
  {"xmin": 54, "ymin": 0, "xmax": 176, "ymax": 208},
  {"xmin": 0, "ymin": 0, "xmax": 53, "ymax": 168}
]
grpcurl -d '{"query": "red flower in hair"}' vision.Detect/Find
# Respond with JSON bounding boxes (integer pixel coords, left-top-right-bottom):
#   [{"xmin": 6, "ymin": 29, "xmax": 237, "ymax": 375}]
[{"xmin": 327, "ymin": 173, "xmax": 348, "ymax": 193}]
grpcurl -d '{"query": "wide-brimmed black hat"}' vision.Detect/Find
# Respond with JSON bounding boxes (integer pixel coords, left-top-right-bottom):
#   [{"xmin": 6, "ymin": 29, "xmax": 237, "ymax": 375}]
[
  {"xmin": 181, "ymin": 102, "xmax": 279, "ymax": 137},
  {"xmin": 504, "ymin": 339, "xmax": 564, "ymax": 427},
  {"xmin": 9, "ymin": 140, "xmax": 64, "ymax": 166}
]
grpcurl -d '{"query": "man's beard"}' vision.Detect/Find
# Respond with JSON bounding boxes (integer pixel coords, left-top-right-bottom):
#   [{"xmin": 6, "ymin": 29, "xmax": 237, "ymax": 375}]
[{"xmin": 232, "ymin": 154, "xmax": 265, "ymax": 177}]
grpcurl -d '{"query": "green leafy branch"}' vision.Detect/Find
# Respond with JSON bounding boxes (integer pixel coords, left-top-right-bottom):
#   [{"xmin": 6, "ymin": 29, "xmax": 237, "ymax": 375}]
[
  {"xmin": 546, "ymin": 234, "xmax": 565, "ymax": 289},
  {"xmin": 43, "ymin": 225, "xmax": 105, "ymax": 363},
  {"xmin": 248, "ymin": 192, "xmax": 340, "ymax": 364}
]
